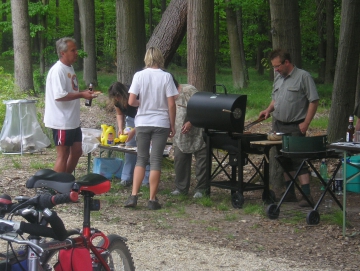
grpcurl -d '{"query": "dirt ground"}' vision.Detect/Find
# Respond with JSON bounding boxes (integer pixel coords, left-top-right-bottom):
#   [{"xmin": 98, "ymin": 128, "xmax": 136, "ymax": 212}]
[{"xmin": 1, "ymin": 95, "xmax": 360, "ymax": 270}]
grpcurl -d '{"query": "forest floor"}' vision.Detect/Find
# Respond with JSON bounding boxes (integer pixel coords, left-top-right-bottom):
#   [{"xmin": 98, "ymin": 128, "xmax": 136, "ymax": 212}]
[{"xmin": 0, "ymin": 94, "xmax": 360, "ymax": 270}]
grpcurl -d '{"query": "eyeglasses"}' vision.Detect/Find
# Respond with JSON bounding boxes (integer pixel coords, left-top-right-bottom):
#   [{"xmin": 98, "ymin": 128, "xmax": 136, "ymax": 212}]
[{"xmin": 272, "ymin": 61, "xmax": 285, "ymax": 69}]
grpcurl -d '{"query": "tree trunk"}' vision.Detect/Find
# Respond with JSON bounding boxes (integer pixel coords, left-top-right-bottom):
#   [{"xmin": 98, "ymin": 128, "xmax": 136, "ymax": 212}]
[
  {"xmin": 73, "ymin": 0, "xmax": 83, "ymax": 71},
  {"xmin": 147, "ymin": 0, "xmax": 187, "ymax": 68},
  {"xmin": 356, "ymin": 57, "xmax": 360, "ymax": 110},
  {"xmin": 269, "ymin": 0, "xmax": 302, "ymax": 68},
  {"xmin": 225, "ymin": 1, "xmax": 246, "ymax": 89},
  {"xmin": 215, "ymin": 2, "xmax": 220, "ymax": 69},
  {"xmin": 324, "ymin": 0, "xmax": 335, "ymax": 84},
  {"xmin": 327, "ymin": 0, "xmax": 360, "ymax": 142},
  {"xmin": 149, "ymin": 0, "xmax": 153, "ymax": 36},
  {"xmin": 187, "ymin": 0, "xmax": 215, "ymax": 92},
  {"xmin": 161, "ymin": 0, "xmax": 167, "ymax": 14},
  {"xmin": 116, "ymin": 0, "xmax": 146, "ymax": 85},
  {"xmin": 11, "ymin": 0, "xmax": 34, "ymax": 92},
  {"xmin": 78, "ymin": 0, "xmax": 97, "ymax": 86},
  {"xmin": 316, "ymin": 0, "xmax": 326, "ymax": 83},
  {"xmin": 235, "ymin": 8, "xmax": 248, "ymax": 83},
  {"xmin": 268, "ymin": 0, "xmax": 301, "ymax": 191},
  {"xmin": 39, "ymin": 0, "xmax": 49, "ymax": 92}
]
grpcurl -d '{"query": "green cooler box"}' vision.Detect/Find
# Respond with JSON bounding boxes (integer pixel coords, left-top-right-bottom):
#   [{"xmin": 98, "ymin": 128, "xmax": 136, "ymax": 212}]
[{"xmin": 345, "ymin": 155, "xmax": 360, "ymax": 193}]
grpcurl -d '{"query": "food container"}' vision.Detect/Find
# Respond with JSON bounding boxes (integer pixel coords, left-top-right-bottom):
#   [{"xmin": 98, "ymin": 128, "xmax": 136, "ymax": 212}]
[{"xmin": 282, "ymin": 135, "xmax": 328, "ymax": 153}]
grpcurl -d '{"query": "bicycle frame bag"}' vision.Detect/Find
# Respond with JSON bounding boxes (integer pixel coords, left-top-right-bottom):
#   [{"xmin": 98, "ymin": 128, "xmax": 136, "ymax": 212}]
[{"xmin": 54, "ymin": 247, "xmax": 92, "ymax": 271}]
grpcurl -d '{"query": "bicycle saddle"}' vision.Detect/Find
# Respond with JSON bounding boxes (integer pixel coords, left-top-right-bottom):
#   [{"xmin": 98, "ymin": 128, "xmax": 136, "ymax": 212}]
[
  {"xmin": 26, "ymin": 169, "xmax": 76, "ymax": 194},
  {"xmin": 76, "ymin": 173, "xmax": 111, "ymax": 195}
]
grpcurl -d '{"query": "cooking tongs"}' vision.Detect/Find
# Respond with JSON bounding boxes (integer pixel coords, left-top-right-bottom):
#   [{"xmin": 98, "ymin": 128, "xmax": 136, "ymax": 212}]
[{"xmin": 244, "ymin": 117, "xmax": 265, "ymax": 131}]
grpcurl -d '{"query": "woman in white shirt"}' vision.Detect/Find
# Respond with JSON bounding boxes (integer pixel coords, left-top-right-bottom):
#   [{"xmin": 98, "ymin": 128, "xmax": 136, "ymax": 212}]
[{"xmin": 124, "ymin": 47, "xmax": 178, "ymax": 210}]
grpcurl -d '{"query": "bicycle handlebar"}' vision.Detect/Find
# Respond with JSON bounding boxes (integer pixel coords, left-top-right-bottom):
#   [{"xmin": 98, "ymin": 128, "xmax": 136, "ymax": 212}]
[{"xmin": 0, "ymin": 192, "xmax": 78, "ymax": 240}]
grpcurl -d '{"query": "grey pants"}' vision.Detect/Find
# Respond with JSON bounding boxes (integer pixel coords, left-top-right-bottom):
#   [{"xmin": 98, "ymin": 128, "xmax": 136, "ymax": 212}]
[
  {"xmin": 135, "ymin": 126, "xmax": 169, "ymax": 171},
  {"xmin": 174, "ymin": 146, "xmax": 207, "ymax": 194}
]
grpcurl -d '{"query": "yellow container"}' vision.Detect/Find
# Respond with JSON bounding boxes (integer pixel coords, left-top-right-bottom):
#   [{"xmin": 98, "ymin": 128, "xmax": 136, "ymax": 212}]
[{"xmin": 101, "ymin": 125, "xmax": 116, "ymax": 146}]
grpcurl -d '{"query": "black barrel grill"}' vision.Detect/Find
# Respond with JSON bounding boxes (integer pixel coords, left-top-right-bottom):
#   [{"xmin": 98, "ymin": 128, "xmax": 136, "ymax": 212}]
[{"xmin": 187, "ymin": 85, "xmax": 274, "ymax": 208}]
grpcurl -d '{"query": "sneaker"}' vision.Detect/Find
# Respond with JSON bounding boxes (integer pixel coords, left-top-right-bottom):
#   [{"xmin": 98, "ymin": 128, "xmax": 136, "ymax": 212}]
[
  {"xmin": 120, "ymin": 180, "xmax": 132, "ymax": 187},
  {"xmin": 298, "ymin": 195, "xmax": 314, "ymax": 207},
  {"xmin": 280, "ymin": 192, "xmax": 297, "ymax": 202},
  {"xmin": 193, "ymin": 192, "xmax": 203, "ymax": 199},
  {"xmin": 124, "ymin": 195, "xmax": 138, "ymax": 208},
  {"xmin": 147, "ymin": 200, "xmax": 161, "ymax": 210},
  {"xmin": 171, "ymin": 189, "xmax": 181, "ymax": 196}
]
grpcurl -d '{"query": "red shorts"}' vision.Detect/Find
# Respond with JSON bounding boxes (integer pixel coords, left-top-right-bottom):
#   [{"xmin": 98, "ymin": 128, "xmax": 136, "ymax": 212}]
[{"xmin": 52, "ymin": 127, "xmax": 82, "ymax": 146}]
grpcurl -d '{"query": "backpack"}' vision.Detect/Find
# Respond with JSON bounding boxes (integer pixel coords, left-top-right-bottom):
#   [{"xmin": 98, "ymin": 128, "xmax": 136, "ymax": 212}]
[{"xmin": 54, "ymin": 247, "xmax": 92, "ymax": 271}]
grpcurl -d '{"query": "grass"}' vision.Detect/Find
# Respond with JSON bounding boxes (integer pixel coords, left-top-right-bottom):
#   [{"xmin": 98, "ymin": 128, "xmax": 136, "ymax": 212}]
[
  {"xmin": 321, "ymin": 210, "xmax": 348, "ymax": 227},
  {"xmin": 30, "ymin": 160, "xmax": 54, "ymax": 169},
  {"xmin": 243, "ymin": 203, "xmax": 265, "ymax": 216}
]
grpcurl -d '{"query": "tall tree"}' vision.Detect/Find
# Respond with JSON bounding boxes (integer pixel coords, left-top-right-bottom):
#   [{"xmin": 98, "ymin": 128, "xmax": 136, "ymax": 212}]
[
  {"xmin": 78, "ymin": 0, "xmax": 97, "ymax": 86},
  {"xmin": 73, "ymin": 0, "xmax": 82, "ymax": 70},
  {"xmin": 235, "ymin": 8, "xmax": 248, "ymax": 82},
  {"xmin": 187, "ymin": 0, "xmax": 215, "ymax": 92},
  {"xmin": 324, "ymin": 0, "xmax": 335, "ymax": 84},
  {"xmin": 268, "ymin": 0, "xmax": 302, "ymax": 192},
  {"xmin": 147, "ymin": 0, "xmax": 187, "ymax": 68},
  {"xmin": 116, "ymin": 0, "xmax": 146, "ymax": 85},
  {"xmin": 316, "ymin": 0, "xmax": 326, "ymax": 82},
  {"xmin": 327, "ymin": 0, "xmax": 360, "ymax": 142},
  {"xmin": 38, "ymin": 0, "xmax": 49, "ymax": 92},
  {"xmin": 11, "ymin": 0, "xmax": 34, "ymax": 92},
  {"xmin": 269, "ymin": 0, "xmax": 302, "ymax": 68},
  {"xmin": 225, "ymin": 0, "xmax": 246, "ymax": 89},
  {"xmin": 161, "ymin": 0, "xmax": 167, "ymax": 14}
]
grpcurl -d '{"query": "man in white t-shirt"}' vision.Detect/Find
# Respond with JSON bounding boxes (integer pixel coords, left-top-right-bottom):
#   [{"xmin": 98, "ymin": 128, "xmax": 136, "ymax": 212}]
[{"xmin": 44, "ymin": 37, "xmax": 96, "ymax": 173}]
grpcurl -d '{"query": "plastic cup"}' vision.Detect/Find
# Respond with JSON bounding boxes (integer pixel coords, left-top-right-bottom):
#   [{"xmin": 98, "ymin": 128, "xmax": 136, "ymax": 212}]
[{"xmin": 325, "ymin": 199, "xmax": 332, "ymax": 208}]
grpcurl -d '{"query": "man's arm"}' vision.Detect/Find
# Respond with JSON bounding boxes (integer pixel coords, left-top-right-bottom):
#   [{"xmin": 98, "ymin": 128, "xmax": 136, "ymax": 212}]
[
  {"xmin": 259, "ymin": 100, "xmax": 275, "ymax": 119},
  {"xmin": 128, "ymin": 93, "xmax": 140, "ymax": 107},
  {"xmin": 56, "ymin": 90, "xmax": 95, "ymax": 101},
  {"xmin": 299, "ymin": 100, "xmax": 319, "ymax": 134}
]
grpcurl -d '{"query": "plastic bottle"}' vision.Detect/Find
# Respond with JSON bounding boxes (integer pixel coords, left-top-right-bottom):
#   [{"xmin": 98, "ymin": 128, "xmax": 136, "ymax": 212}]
[
  {"xmin": 320, "ymin": 159, "xmax": 328, "ymax": 190},
  {"xmin": 346, "ymin": 115, "xmax": 355, "ymax": 142},
  {"xmin": 334, "ymin": 167, "xmax": 343, "ymax": 195},
  {"xmin": 103, "ymin": 126, "xmax": 115, "ymax": 146},
  {"xmin": 85, "ymin": 83, "xmax": 93, "ymax": 106}
]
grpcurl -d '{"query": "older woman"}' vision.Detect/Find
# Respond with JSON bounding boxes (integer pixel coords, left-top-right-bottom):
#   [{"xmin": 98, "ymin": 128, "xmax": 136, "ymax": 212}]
[{"xmin": 124, "ymin": 47, "xmax": 178, "ymax": 210}]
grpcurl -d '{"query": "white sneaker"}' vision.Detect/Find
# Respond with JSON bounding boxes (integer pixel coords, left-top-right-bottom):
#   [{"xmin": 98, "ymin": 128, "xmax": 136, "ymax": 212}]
[
  {"xmin": 193, "ymin": 192, "xmax": 203, "ymax": 198},
  {"xmin": 120, "ymin": 180, "xmax": 132, "ymax": 187},
  {"xmin": 171, "ymin": 189, "xmax": 181, "ymax": 196}
]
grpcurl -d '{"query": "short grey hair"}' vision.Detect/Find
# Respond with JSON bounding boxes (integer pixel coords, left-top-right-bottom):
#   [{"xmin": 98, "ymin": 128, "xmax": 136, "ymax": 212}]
[{"xmin": 56, "ymin": 37, "xmax": 76, "ymax": 58}]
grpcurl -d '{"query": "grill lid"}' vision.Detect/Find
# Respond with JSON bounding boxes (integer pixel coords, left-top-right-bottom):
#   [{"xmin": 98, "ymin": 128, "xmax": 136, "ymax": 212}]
[{"xmin": 187, "ymin": 84, "xmax": 247, "ymax": 133}]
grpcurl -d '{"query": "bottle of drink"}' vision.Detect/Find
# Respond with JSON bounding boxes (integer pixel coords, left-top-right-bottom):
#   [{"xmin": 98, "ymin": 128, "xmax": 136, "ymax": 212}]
[
  {"xmin": 320, "ymin": 159, "xmax": 328, "ymax": 190},
  {"xmin": 85, "ymin": 83, "xmax": 93, "ymax": 106},
  {"xmin": 334, "ymin": 167, "xmax": 343, "ymax": 195},
  {"xmin": 346, "ymin": 115, "xmax": 355, "ymax": 142}
]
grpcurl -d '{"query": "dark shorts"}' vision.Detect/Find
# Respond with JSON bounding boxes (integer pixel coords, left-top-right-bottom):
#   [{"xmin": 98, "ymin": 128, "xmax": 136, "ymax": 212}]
[{"xmin": 52, "ymin": 127, "xmax": 82, "ymax": 146}]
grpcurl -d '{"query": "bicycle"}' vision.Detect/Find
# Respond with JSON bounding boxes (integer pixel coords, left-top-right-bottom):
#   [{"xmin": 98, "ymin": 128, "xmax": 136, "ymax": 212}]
[{"xmin": 0, "ymin": 169, "xmax": 135, "ymax": 271}]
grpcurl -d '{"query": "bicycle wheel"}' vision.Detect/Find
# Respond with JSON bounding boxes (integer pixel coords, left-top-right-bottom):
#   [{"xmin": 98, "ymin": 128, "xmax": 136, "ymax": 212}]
[{"xmin": 96, "ymin": 234, "xmax": 135, "ymax": 271}]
